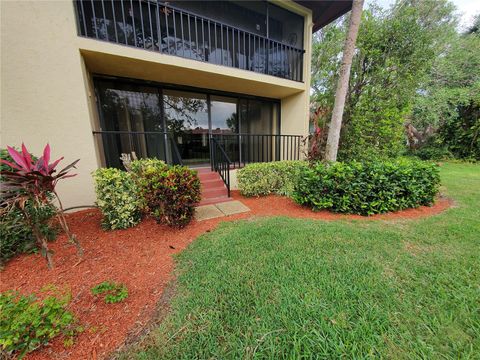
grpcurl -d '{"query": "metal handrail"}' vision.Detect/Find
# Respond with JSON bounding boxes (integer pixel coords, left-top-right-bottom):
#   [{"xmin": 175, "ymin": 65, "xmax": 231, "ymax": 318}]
[
  {"xmin": 210, "ymin": 137, "xmax": 231, "ymax": 197},
  {"xmin": 211, "ymin": 133, "xmax": 302, "ymax": 168}
]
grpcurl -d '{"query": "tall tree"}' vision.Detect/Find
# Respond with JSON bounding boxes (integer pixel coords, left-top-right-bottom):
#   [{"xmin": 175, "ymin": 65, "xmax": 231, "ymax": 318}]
[
  {"xmin": 311, "ymin": 0, "xmax": 457, "ymax": 161},
  {"xmin": 325, "ymin": 0, "xmax": 364, "ymax": 161}
]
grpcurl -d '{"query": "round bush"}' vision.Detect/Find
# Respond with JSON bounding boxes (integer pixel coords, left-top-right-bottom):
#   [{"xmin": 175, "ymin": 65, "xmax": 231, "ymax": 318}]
[
  {"xmin": 292, "ymin": 159, "xmax": 440, "ymax": 215},
  {"xmin": 237, "ymin": 161, "xmax": 308, "ymax": 197},
  {"xmin": 131, "ymin": 160, "xmax": 201, "ymax": 228},
  {"xmin": 92, "ymin": 168, "xmax": 141, "ymax": 230}
]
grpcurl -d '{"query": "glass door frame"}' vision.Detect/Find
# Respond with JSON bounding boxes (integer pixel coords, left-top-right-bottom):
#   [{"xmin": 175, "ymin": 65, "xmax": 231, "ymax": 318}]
[{"xmin": 93, "ymin": 75, "xmax": 281, "ymax": 167}]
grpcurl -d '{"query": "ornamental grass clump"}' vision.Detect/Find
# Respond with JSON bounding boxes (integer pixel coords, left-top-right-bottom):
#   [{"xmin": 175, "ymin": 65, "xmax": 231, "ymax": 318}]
[
  {"xmin": 131, "ymin": 159, "xmax": 201, "ymax": 228},
  {"xmin": 0, "ymin": 144, "xmax": 81, "ymax": 269},
  {"xmin": 292, "ymin": 158, "xmax": 440, "ymax": 215}
]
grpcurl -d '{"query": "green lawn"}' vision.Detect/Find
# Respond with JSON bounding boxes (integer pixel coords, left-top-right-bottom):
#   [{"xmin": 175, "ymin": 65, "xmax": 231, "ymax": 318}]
[{"xmin": 122, "ymin": 162, "xmax": 480, "ymax": 359}]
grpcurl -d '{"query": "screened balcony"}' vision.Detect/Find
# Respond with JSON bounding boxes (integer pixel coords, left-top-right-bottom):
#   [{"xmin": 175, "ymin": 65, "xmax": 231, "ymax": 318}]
[{"xmin": 74, "ymin": 0, "xmax": 305, "ymax": 82}]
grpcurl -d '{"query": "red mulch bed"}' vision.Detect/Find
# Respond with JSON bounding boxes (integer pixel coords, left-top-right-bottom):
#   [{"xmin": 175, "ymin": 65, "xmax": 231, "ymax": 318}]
[{"xmin": 0, "ymin": 192, "xmax": 452, "ymax": 359}]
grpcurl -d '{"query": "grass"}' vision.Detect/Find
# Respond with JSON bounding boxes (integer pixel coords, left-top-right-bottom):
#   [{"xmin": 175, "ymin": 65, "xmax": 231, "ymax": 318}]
[{"xmin": 121, "ymin": 162, "xmax": 480, "ymax": 359}]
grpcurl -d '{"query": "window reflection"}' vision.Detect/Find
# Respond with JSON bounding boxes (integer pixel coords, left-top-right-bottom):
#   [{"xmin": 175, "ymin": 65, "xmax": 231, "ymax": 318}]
[{"xmin": 164, "ymin": 90, "xmax": 209, "ymax": 165}]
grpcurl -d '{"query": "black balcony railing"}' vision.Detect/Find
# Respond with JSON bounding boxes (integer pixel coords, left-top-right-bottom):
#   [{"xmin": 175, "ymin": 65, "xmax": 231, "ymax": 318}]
[
  {"xmin": 212, "ymin": 134, "xmax": 302, "ymax": 168},
  {"xmin": 75, "ymin": 0, "xmax": 305, "ymax": 81},
  {"xmin": 92, "ymin": 130, "xmax": 183, "ymax": 168},
  {"xmin": 92, "ymin": 130, "xmax": 302, "ymax": 170}
]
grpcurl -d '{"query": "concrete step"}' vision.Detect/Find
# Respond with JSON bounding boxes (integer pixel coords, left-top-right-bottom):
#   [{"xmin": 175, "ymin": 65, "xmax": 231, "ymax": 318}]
[
  {"xmin": 196, "ymin": 168, "xmax": 231, "ymax": 205},
  {"xmin": 202, "ymin": 187, "xmax": 228, "ymax": 198},
  {"xmin": 198, "ymin": 195, "xmax": 233, "ymax": 206},
  {"xmin": 198, "ymin": 172, "xmax": 221, "ymax": 181},
  {"xmin": 201, "ymin": 179, "xmax": 225, "ymax": 188},
  {"xmin": 194, "ymin": 167, "xmax": 213, "ymax": 174}
]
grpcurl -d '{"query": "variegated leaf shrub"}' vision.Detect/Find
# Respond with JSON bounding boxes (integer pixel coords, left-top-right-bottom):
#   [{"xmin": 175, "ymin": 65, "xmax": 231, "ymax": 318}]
[{"xmin": 92, "ymin": 168, "xmax": 141, "ymax": 230}]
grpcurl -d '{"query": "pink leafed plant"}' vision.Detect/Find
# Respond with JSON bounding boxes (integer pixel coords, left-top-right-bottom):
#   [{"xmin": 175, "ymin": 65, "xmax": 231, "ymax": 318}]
[{"xmin": 0, "ymin": 143, "xmax": 82, "ymax": 268}]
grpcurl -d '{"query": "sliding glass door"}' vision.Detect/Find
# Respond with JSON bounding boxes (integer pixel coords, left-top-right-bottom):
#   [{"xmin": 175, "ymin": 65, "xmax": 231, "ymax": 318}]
[
  {"xmin": 95, "ymin": 81, "xmax": 166, "ymax": 169},
  {"xmin": 94, "ymin": 78, "xmax": 279, "ymax": 168},
  {"xmin": 211, "ymin": 95, "xmax": 239, "ymax": 163},
  {"xmin": 164, "ymin": 90, "xmax": 209, "ymax": 166}
]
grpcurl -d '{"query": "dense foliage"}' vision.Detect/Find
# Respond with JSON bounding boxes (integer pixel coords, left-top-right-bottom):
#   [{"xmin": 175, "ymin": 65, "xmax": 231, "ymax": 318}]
[
  {"xmin": 237, "ymin": 161, "xmax": 308, "ymax": 197},
  {"xmin": 91, "ymin": 281, "xmax": 128, "ymax": 304},
  {"xmin": 0, "ymin": 290, "xmax": 76, "ymax": 358},
  {"xmin": 0, "ymin": 203, "xmax": 57, "ymax": 267},
  {"xmin": 0, "ymin": 149, "xmax": 58, "ymax": 266},
  {"xmin": 0, "ymin": 144, "xmax": 81, "ymax": 269},
  {"xmin": 92, "ymin": 168, "xmax": 141, "ymax": 230},
  {"xmin": 311, "ymin": 0, "xmax": 460, "ymax": 161},
  {"xmin": 411, "ymin": 19, "xmax": 480, "ymax": 160},
  {"xmin": 292, "ymin": 159, "xmax": 440, "ymax": 215},
  {"xmin": 131, "ymin": 159, "xmax": 201, "ymax": 228}
]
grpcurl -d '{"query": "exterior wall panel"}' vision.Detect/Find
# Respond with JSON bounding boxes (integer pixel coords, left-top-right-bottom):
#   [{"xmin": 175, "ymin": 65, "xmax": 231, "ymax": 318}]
[
  {"xmin": 1, "ymin": 1, "xmax": 98, "ymax": 207},
  {"xmin": 1, "ymin": 0, "xmax": 313, "ymax": 207}
]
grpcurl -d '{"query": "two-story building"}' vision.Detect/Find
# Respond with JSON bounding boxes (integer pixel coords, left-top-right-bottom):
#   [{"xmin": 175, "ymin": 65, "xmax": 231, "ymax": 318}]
[{"xmin": 1, "ymin": 0, "xmax": 351, "ymax": 207}]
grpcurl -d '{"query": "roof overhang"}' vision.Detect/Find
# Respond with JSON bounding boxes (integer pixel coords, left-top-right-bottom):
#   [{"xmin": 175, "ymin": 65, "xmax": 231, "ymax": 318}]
[{"xmin": 293, "ymin": 0, "xmax": 353, "ymax": 32}]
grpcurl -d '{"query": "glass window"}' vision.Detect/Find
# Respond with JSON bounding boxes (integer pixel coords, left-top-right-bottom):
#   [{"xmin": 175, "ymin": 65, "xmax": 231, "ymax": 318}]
[
  {"xmin": 211, "ymin": 95, "xmax": 239, "ymax": 162},
  {"xmin": 95, "ymin": 78, "xmax": 281, "ymax": 167},
  {"xmin": 171, "ymin": 1, "xmax": 267, "ymax": 36},
  {"xmin": 211, "ymin": 96, "xmax": 238, "ymax": 134},
  {"xmin": 268, "ymin": 3, "xmax": 304, "ymax": 48},
  {"xmin": 96, "ymin": 81, "xmax": 165, "ymax": 168},
  {"xmin": 163, "ymin": 90, "xmax": 210, "ymax": 165}
]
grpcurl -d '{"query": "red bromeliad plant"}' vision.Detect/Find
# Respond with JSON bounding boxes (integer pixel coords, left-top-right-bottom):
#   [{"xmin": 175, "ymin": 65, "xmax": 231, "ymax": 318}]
[{"xmin": 0, "ymin": 143, "xmax": 82, "ymax": 268}]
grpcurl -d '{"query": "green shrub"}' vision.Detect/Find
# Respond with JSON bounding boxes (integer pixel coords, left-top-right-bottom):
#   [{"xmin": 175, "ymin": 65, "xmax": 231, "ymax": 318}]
[
  {"xmin": 408, "ymin": 136, "xmax": 453, "ymax": 161},
  {"xmin": 292, "ymin": 159, "xmax": 440, "ymax": 215},
  {"xmin": 91, "ymin": 281, "xmax": 128, "ymax": 304},
  {"xmin": 131, "ymin": 159, "xmax": 201, "ymax": 228},
  {"xmin": 237, "ymin": 161, "xmax": 308, "ymax": 197},
  {"xmin": 0, "ymin": 148, "xmax": 58, "ymax": 266},
  {"xmin": 129, "ymin": 158, "xmax": 167, "ymax": 174},
  {"xmin": 92, "ymin": 168, "xmax": 141, "ymax": 230},
  {"xmin": 0, "ymin": 203, "xmax": 57, "ymax": 267},
  {"xmin": 0, "ymin": 290, "xmax": 76, "ymax": 358}
]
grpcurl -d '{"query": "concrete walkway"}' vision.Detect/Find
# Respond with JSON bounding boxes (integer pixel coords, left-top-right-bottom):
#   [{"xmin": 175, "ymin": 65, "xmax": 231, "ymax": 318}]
[{"xmin": 195, "ymin": 200, "xmax": 250, "ymax": 221}]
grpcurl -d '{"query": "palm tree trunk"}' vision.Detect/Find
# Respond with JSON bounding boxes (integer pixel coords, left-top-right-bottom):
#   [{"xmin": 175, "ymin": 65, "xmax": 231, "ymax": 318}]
[{"xmin": 325, "ymin": 0, "xmax": 365, "ymax": 162}]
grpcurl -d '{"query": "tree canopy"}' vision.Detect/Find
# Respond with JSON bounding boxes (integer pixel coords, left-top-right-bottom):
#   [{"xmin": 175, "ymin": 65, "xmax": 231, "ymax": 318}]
[{"xmin": 311, "ymin": 0, "xmax": 479, "ymax": 161}]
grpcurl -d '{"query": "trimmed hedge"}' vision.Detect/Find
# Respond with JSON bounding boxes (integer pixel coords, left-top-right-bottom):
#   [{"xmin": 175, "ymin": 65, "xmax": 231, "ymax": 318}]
[
  {"xmin": 92, "ymin": 168, "xmax": 141, "ymax": 230},
  {"xmin": 131, "ymin": 159, "xmax": 201, "ymax": 228},
  {"xmin": 292, "ymin": 159, "xmax": 440, "ymax": 215},
  {"xmin": 237, "ymin": 161, "xmax": 308, "ymax": 197}
]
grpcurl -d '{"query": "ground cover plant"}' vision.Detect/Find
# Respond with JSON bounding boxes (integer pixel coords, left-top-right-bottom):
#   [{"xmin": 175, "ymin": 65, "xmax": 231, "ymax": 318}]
[
  {"xmin": 0, "ymin": 288, "xmax": 77, "ymax": 359},
  {"xmin": 237, "ymin": 161, "xmax": 308, "ymax": 197},
  {"xmin": 293, "ymin": 158, "xmax": 440, "ymax": 215},
  {"xmin": 119, "ymin": 162, "xmax": 479, "ymax": 359},
  {"xmin": 91, "ymin": 281, "xmax": 128, "ymax": 304}
]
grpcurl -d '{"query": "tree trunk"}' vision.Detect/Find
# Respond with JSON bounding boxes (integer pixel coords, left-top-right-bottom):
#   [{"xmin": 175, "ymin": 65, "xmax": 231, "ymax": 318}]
[{"xmin": 325, "ymin": 0, "xmax": 365, "ymax": 162}]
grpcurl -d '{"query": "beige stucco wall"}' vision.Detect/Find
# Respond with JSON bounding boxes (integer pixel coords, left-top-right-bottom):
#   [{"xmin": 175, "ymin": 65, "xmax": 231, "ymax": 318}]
[
  {"xmin": 1, "ymin": 0, "xmax": 312, "ymax": 207},
  {"xmin": 1, "ymin": 1, "xmax": 98, "ymax": 208}
]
